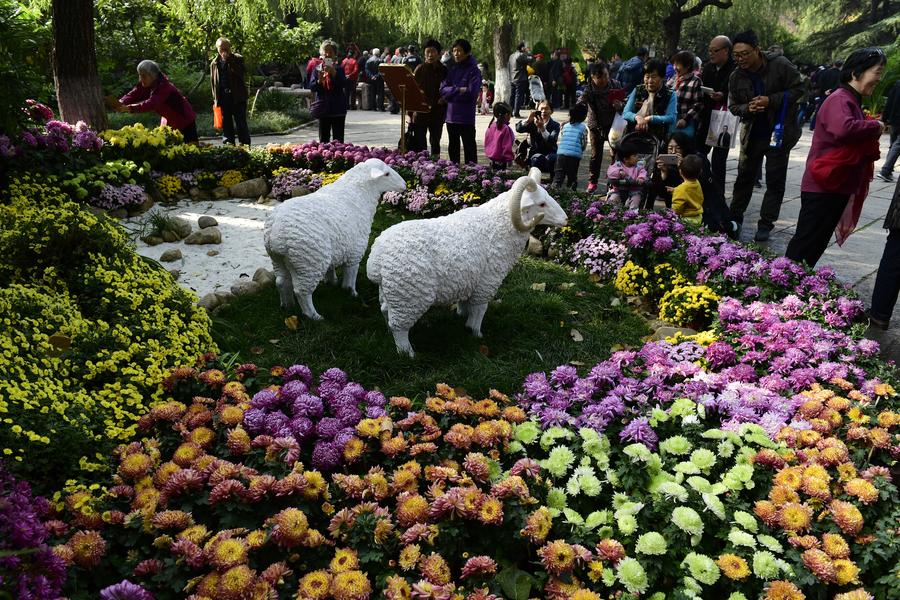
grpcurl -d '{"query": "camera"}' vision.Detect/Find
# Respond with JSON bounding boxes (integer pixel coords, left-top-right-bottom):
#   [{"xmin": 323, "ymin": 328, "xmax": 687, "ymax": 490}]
[{"xmin": 531, "ymin": 110, "xmax": 541, "ymax": 119}]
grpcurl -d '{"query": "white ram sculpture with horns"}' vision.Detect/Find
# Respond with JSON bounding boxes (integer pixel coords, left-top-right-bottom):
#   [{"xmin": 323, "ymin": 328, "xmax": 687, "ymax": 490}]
[
  {"xmin": 264, "ymin": 158, "xmax": 406, "ymax": 320},
  {"xmin": 367, "ymin": 167, "xmax": 568, "ymax": 356}
]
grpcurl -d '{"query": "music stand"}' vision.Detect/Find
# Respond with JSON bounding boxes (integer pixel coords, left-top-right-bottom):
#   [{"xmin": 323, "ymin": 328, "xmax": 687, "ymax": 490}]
[{"xmin": 379, "ymin": 64, "xmax": 431, "ymax": 153}]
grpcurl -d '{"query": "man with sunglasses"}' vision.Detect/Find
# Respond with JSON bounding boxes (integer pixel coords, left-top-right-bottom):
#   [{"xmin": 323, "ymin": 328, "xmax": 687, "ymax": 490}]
[
  {"xmin": 698, "ymin": 36, "xmax": 736, "ymax": 194},
  {"xmin": 728, "ymin": 29, "xmax": 805, "ymax": 242}
]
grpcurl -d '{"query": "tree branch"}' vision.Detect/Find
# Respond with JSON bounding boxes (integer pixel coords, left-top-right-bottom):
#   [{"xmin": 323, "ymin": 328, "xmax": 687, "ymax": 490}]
[{"xmin": 680, "ymin": 0, "xmax": 733, "ymax": 19}]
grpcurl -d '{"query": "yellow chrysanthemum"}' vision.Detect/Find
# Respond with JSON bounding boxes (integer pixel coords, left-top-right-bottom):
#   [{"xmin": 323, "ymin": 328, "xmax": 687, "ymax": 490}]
[
  {"xmin": 297, "ymin": 570, "xmax": 331, "ymax": 600},
  {"xmin": 330, "ymin": 548, "xmax": 360, "ymax": 573},
  {"xmin": 833, "ymin": 559, "xmax": 861, "ymax": 585},
  {"xmin": 331, "ymin": 570, "xmax": 371, "ymax": 600},
  {"xmin": 717, "ymin": 553, "xmax": 751, "ymax": 580},
  {"xmin": 399, "ymin": 544, "xmax": 421, "ymax": 571}
]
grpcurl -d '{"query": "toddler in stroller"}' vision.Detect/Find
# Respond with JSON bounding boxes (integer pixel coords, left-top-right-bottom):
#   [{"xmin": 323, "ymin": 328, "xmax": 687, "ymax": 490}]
[
  {"xmin": 606, "ymin": 138, "xmax": 653, "ymax": 209},
  {"xmin": 528, "ymin": 75, "xmax": 545, "ymax": 106}
]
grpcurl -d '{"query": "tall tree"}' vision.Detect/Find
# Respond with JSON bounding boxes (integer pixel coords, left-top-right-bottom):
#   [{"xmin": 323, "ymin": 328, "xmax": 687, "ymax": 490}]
[
  {"xmin": 660, "ymin": 0, "xmax": 734, "ymax": 56},
  {"xmin": 52, "ymin": 0, "xmax": 107, "ymax": 129}
]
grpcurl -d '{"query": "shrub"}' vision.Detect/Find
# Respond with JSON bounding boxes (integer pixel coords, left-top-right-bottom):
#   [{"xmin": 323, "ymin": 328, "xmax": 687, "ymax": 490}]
[{"xmin": 0, "ymin": 178, "xmax": 213, "ymax": 487}]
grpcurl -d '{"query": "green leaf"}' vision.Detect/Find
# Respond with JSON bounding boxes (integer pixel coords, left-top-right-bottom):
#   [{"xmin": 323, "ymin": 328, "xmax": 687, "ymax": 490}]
[{"xmin": 497, "ymin": 566, "xmax": 534, "ymax": 600}]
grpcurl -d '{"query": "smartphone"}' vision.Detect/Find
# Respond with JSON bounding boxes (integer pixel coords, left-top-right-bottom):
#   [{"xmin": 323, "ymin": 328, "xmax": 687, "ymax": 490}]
[
  {"xmin": 700, "ymin": 86, "xmax": 714, "ymax": 95},
  {"xmin": 323, "ymin": 57, "xmax": 334, "ymax": 67},
  {"xmin": 658, "ymin": 154, "xmax": 679, "ymax": 166}
]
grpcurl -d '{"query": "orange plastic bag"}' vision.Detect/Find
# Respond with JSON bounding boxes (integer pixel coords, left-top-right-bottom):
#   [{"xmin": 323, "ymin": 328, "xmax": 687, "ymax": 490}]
[{"xmin": 213, "ymin": 105, "xmax": 223, "ymax": 129}]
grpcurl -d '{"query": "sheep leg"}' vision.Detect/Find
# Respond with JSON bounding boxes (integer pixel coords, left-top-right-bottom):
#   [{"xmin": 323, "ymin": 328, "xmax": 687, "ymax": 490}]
[
  {"xmin": 341, "ymin": 262, "xmax": 360, "ymax": 297},
  {"xmin": 326, "ymin": 266, "xmax": 338, "ymax": 285},
  {"xmin": 300, "ymin": 293, "xmax": 324, "ymax": 321},
  {"xmin": 391, "ymin": 328, "xmax": 415, "ymax": 358},
  {"xmin": 465, "ymin": 302, "xmax": 489, "ymax": 338},
  {"xmin": 270, "ymin": 254, "xmax": 296, "ymax": 309}
]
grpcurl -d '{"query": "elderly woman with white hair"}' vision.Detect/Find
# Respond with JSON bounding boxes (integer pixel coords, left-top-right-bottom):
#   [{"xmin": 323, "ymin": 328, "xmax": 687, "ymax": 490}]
[
  {"xmin": 308, "ymin": 39, "xmax": 348, "ymax": 142},
  {"xmin": 117, "ymin": 60, "xmax": 198, "ymax": 143}
]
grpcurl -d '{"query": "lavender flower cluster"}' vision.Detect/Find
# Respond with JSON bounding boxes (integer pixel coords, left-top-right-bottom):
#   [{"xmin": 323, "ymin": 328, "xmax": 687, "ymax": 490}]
[
  {"xmin": 93, "ymin": 183, "xmax": 146, "ymax": 210},
  {"xmin": 517, "ymin": 295, "xmax": 882, "ymax": 448},
  {"xmin": 270, "ymin": 168, "xmax": 323, "ymax": 200},
  {"xmin": 242, "ymin": 365, "xmax": 386, "ymax": 471},
  {"xmin": 569, "ymin": 235, "xmax": 628, "ymax": 281},
  {"xmin": 382, "ymin": 185, "xmax": 478, "ymax": 215},
  {"xmin": 0, "ymin": 463, "xmax": 67, "ymax": 600}
]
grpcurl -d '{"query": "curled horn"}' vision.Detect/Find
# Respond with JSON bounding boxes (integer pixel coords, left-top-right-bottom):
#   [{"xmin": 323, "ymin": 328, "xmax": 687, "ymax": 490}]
[{"xmin": 508, "ymin": 175, "xmax": 543, "ymax": 232}]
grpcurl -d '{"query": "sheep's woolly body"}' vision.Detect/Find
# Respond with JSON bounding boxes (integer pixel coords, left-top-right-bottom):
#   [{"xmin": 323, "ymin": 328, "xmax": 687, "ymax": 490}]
[
  {"xmin": 264, "ymin": 158, "xmax": 405, "ymax": 319},
  {"xmin": 368, "ymin": 170, "xmax": 568, "ymax": 356}
]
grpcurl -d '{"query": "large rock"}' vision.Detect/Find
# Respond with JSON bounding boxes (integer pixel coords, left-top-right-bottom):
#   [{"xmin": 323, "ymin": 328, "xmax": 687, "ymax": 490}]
[
  {"xmin": 159, "ymin": 249, "xmax": 182, "ymax": 262},
  {"xmin": 107, "ymin": 208, "xmax": 129, "ymax": 219},
  {"xmin": 127, "ymin": 193, "xmax": 154, "ymax": 216},
  {"xmin": 184, "ymin": 226, "xmax": 222, "ymax": 245},
  {"xmin": 198, "ymin": 293, "xmax": 220, "ymax": 311},
  {"xmin": 212, "ymin": 186, "xmax": 230, "ymax": 200},
  {"xmin": 526, "ymin": 235, "xmax": 543, "ymax": 256},
  {"xmin": 214, "ymin": 291, "xmax": 234, "ymax": 306},
  {"xmin": 231, "ymin": 278, "xmax": 262, "ymax": 296},
  {"xmin": 198, "ymin": 216, "xmax": 218, "ymax": 229},
  {"xmin": 141, "ymin": 235, "xmax": 164, "ymax": 246},
  {"xmin": 189, "ymin": 187, "xmax": 212, "ymax": 201},
  {"xmin": 168, "ymin": 268, "xmax": 180, "ymax": 280},
  {"xmin": 161, "ymin": 230, "xmax": 180, "ymax": 243},
  {"xmin": 253, "ymin": 267, "xmax": 276, "ymax": 288},
  {"xmin": 290, "ymin": 185, "xmax": 311, "ymax": 198},
  {"xmin": 169, "ymin": 216, "xmax": 192, "ymax": 239},
  {"xmin": 229, "ymin": 177, "xmax": 269, "ymax": 198}
]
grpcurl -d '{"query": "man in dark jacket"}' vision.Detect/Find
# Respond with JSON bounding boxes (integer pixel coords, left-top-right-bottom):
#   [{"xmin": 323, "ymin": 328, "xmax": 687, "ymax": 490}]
[
  {"xmin": 728, "ymin": 29, "xmax": 805, "ymax": 242},
  {"xmin": 412, "ymin": 39, "xmax": 448, "ymax": 157},
  {"xmin": 210, "ymin": 37, "xmax": 250, "ymax": 145},
  {"xmin": 878, "ymin": 79, "xmax": 900, "ymax": 182},
  {"xmin": 698, "ymin": 35, "xmax": 736, "ymax": 193},
  {"xmin": 579, "ymin": 62, "xmax": 624, "ymax": 192},
  {"xmin": 548, "ymin": 51, "xmax": 563, "ymax": 108},
  {"xmin": 618, "ymin": 47, "xmax": 648, "ymax": 95},
  {"xmin": 515, "ymin": 100, "xmax": 560, "ymax": 173},
  {"xmin": 365, "ymin": 49, "xmax": 385, "ymax": 111},
  {"xmin": 810, "ymin": 59, "xmax": 842, "ymax": 130},
  {"xmin": 508, "ymin": 42, "xmax": 532, "ymax": 118}
]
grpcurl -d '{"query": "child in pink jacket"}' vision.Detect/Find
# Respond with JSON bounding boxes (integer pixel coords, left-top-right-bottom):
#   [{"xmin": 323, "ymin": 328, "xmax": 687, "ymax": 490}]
[
  {"xmin": 484, "ymin": 102, "xmax": 514, "ymax": 170},
  {"xmin": 606, "ymin": 143, "xmax": 647, "ymax": 209}
]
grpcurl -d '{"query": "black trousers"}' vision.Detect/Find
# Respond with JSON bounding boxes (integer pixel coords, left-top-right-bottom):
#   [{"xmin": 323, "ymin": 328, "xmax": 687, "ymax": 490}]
[
  {"xmin": 511, "ymin": 81, "xmax": 528, "ymax": 115},
  {"xmin": 703, "ymin": 144, "xmax": 729, "ymax": 196},
  {"xmin": 345, "ymin": 79, "xmax": 358, "ymax": 109},
  {"xmin": 413, "ymin": 119, "xmax": 444, "ymax": 156},
  {"xmin": 871, "ymin": 228, "xmax": 900, "ymax": 322},
  {"xmin": 179, "ymin": 121, "xmax": 199, "ymax": 143},
  {"xmin": 553, "ymin": 154, "xmax": 580, "ymax": 189},
  {"xmin": 588, "ymin": 127, "xmax": 606, "ymax": 184},
  {"xmin": 219, "ymin": 96, "xmax": 250, "ymax": 146},
  {"xmin": 446, "ymin": 123, "xmax": 476, "ymax": 164},
  {"xmin": 371, "ymin": 78, "xmax": 385, "ymax": 110},
  {"xmin": 784, "ymin": 191, "xmax": 849, "ymax": 267},
  {"xmin": 730, "ymin": 136, "xmax": 794, "ymax": 230},
  {"xmin": 318, "ymin": 116, "xmax": 346, "ymax": 143}
]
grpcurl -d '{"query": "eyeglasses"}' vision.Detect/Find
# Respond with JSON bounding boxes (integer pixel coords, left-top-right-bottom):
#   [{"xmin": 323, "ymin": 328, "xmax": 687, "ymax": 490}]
[{"xmin": 733, "ymin": 50, "xmax": 754, "ymax": 59}]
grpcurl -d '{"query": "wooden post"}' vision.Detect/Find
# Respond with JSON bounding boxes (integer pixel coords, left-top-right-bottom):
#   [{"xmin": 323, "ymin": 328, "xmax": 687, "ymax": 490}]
[{"xmin": 399, "ymin": 84, "xmax": 407, "ymax": 153}]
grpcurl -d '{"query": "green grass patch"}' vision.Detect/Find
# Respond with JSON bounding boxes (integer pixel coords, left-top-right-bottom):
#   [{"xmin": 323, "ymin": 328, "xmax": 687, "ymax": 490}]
[
  {"xmin": 211, "ymin": 211, "xmax": 647, "ymax": 398},
  {"xmin": 105, "ymin": 108, "xmax": 310, "ymax": 138}
]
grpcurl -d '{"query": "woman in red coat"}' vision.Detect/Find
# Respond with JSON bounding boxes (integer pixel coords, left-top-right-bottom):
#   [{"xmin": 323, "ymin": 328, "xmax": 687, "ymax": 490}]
[
  {"xmin": 785, "ymin": 48, "xmax": 886, "ymax": 267},
  {"xmin": 117, "ymin": 60, "xmax": 198, "ymax": 143}
]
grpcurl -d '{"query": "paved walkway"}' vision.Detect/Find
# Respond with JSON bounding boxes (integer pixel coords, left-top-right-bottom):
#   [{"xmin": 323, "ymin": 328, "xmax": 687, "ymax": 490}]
[{"xmin": 248, "ymin": 109, "xmax": 900, "ymax": 362}]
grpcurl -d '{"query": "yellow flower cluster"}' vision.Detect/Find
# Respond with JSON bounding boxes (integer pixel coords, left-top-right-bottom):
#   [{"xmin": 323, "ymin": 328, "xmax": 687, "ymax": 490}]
[
  {"xmin": 158, "ymin": 143, "xmax": 201, "ymax": 162},
  {"xmin": 316, "ymin": 171, "xmax": 345, "ymax": 186},
  {"xmin": 0, "ymin": 181, "xmax": 214, "ymax": 477},
  {"xmin": 658, "ymin": 285, "xmax": 720, "ymax": 327},
  {"xmin": 219, "ymin": 170, "xmax": 244, "ymax": 188},
  {"xmin": 651, "ymin": 263, "xmax": 689, "ymax": 299},
  {"xmin": 614, "ymin": 261, "xmax": 651, "ymax": 296},
  {"xmin": 155, "ymin": 175, "xmax": 183, "ymax": 200},
  {"xmin": 665, "ymin": 329, "xmax": 717, "ymax": 346},
  {"xmin": 101, "ymin": 123, "xmax": 183, "ymax": 149}
]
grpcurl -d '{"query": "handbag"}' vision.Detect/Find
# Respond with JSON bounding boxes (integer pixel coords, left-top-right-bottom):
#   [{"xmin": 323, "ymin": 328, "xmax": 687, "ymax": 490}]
[
  {"xmin": 309, "ymin": 99, "xmax": 328, "ymax": 120},
  {"xmin": 213, "ymin": 105, "xmax": 223, "ymax": 129}
]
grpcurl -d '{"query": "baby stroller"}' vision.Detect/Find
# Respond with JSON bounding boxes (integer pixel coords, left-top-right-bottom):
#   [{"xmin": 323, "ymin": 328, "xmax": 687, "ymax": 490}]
[
  {"xmin": 604, "ymin": 130, "xmax": 661, "ymax": 208},
  {"xmin": 528, "ymin": 75, "xmax": 545, "ymax": 107}
]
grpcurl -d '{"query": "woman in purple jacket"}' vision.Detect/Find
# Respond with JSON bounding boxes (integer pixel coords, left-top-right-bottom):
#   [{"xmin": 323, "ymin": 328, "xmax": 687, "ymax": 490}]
[
  {"xmin": 440, "ymin": 39, "xmax": 482, "ymax": 164},
  {"xmin": 785, "ymin": 48, "xmax": 885, "ymax": 267}
]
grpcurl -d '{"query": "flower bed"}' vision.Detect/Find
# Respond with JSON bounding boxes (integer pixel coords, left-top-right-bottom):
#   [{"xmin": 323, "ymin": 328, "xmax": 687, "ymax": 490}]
[{"xmin": 0, "ymin": 177, "xmax": 213, "ymax": 487}]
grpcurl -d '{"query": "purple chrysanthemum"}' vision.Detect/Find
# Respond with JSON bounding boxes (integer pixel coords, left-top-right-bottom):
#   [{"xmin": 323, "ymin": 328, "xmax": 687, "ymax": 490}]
[
  {"xmin": 311, "ymin": 441, "xmax": 343, "ymax": 471},
  {"xmin": 315, "ymin": 417, "xmax": 343, "ymax": 440},
  {"xmin": 250, "ymin": 389, "xmax": 280, "ymax": 411},
  {"xmin": 292, "ymin": 394, "xmax": 324, "ymax": 419},
  {"xmin": 282, "ymin": 364, "xmax": 313, "ymax": 385},
  {"xmin": 100, "ymin": 580, "xmax": 155, "ymax": 600},
  {"xmin": 618, "ymin": 417, "xmax": 658, "ymax": 450}
]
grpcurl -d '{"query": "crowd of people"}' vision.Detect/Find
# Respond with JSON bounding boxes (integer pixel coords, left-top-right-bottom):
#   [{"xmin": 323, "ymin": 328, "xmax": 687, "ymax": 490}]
[{"xmin": 114, "ymin": 33, "xmax": 900, "ymax": 331}]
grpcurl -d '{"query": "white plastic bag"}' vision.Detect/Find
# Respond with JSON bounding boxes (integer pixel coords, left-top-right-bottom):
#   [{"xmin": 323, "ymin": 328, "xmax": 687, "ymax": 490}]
[{"xmin": 608, "ymin": 112, "xmax": 627, "ymax": 147}]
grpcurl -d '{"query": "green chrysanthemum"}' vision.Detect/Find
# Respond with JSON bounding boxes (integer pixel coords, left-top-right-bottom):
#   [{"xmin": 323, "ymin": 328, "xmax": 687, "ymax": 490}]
[
  {"xmin": 727, "ymin": 529, "xmax": 756, "ymax": 549},
  {"xmin": 756, "ymin": 534, "xmax": 783, "ymax": 554},
  {"xmin": 544, "ymin": 446, "xmax": 575, "ymax": 478},
  {"xmin": 514, "ymin": 421, "xmax": 541, "ymax": 444},
  {"xmin": 682, "ymin": 552, "xmax": 720, "ymax": 585},
  {"xmin": 672, "ymin": 506, "xmax": 704, "ymax": 536},
  {"xmin": 635, "ymin": 532, "xmax": 668, "ymax": 555},
  {"xmin": 659, "ymin": 435, "xmax": 692, "ymax": 456},
  {"xmin": 752, "ymin": 550, "xmax": 781, "ymax": 580},
  {"xmin": 690, "ymin": 449, "xmax": 716, "ymax": 470},
  {"xmin": 616, "ymin": 557, "xmax": 649, "ymax": 594},
  {"xmin": 732, "ymin": 511, "xmax": 758, "ymax": 533},
  {"xmin": 546, "ymin": 487, "xmax": 568, "ymax": 510}
]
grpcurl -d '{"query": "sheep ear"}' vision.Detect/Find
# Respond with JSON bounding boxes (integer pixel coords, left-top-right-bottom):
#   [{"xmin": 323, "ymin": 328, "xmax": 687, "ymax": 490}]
[{"xmin": 370, "ymin": 167, "xmax": 386, "ymax": 179}]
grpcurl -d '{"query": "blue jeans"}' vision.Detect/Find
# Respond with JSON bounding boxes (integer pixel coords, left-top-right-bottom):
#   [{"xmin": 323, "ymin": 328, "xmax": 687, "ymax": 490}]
[
  {"xmin": 871, "ymin": 228, "xmax": 900, "ymax": 322},
  {"xmin": 881, "ymin": 133, "xmax": 900, "ymax": 177}
]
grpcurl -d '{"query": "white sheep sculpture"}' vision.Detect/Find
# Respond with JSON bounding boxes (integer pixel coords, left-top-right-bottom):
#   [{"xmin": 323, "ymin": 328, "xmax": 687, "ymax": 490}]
[
  {"xmin": 367, "ymin": 167, "xmax": 568, "ymax": 356},
  {"xmin": 264, "ymin": 158, "xmax": 406, "ymax": 320}
]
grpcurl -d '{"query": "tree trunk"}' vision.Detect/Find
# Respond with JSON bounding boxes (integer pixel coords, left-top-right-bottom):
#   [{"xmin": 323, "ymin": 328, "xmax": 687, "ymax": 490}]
[
  {"xmin": 493, "ymin": 21, "xmax": 512, "ymax": 110},
  {"xmin": 52, "ymin": 0, "xmax": 108, "ymax": 130},
  {"xmin": 662, "ymin": 11, "xmax": 683, "ymax": 59}
]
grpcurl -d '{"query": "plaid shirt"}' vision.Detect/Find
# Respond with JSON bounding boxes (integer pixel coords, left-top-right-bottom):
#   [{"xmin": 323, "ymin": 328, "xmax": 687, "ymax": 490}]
[{"xmin": 672, "ymin": 72, "xmax": 704, "ymax": 124}]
